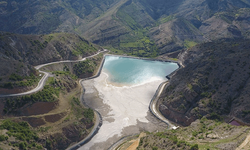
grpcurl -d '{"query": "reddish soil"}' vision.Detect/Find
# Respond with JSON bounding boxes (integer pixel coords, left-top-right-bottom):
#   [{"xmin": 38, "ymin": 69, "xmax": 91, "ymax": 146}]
[
  {"xmin": 20, "ymin": 101, "xmax": 58, "ymax": 116},
  {"xmin": 0, "ymin": 87, "xmax": 32, "ymax": 95},
  {"xmin": 44, "ymin": 112, "xmax": 67, "ymax": 123},
  {"xmin": 22, "ymin": 117, "xmax": 46, "ymax": 127}
]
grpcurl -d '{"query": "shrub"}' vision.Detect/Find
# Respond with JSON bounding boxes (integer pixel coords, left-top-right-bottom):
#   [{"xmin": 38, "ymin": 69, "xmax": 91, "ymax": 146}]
[
  {"xmin": 9, "ymin": 73, "xmax": 23, "ymax": 81},
  {"xmin": 3, "ymin": 82, "xmax": 13, "ymax": 89},
  {"xmin": 84, "ymin": 108, "xmax": 94, "ymax": 121},
  {"xmin": 0, "ymin": 120, "xmax": 38, "ymax": 143},
  {"xmin": 0, "ymin": 135, "xmax": 7, "ymax": 141},
  {"xmin": 152, "ymin": 147, "xmax": 158, "ymax": 150},
  {"xmin": 169, "ymin": 135, "xmax": 178, "ymax": 144},
  {"xmin": 19, "ymin": 142, "xmax": 27, "ymax": 150},
  {"xmin": 209, "ymin": 112, "xmax": 222, "ymax": 121},
  {"xmin": 192, "ymin": 131, "xmax": 198, "ymax": 136},
  {"xmin": 190, "ymin": 144, "xmax": 199, "ymax": 150}
]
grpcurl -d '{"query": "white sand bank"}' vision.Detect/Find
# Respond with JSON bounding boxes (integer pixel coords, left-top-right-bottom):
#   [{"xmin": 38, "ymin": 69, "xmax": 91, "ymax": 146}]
[{"xmin": 79, "ymin": 71, "xmax": 167, "ymax": 150}]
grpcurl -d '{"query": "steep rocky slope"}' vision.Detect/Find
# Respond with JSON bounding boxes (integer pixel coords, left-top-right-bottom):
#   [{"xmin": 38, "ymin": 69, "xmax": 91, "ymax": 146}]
[
  {"xmin": 0, "ymin": 32, "xmax": 98, "ymax": 93},
  {"xmin": 158, "ymin": 38, "xmax": 250, "ymax": 126}
]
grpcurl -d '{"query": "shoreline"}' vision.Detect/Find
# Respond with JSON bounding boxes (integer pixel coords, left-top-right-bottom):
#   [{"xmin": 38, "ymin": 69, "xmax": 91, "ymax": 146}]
[
  {"xmin": 76, "ymin": 54, "xmax": 181, "ymax": 149},
  {"xmin": 0, "ymin": 49, "xmax": 182, "ymax": 149},
  {"xmin": 81, "ymin": 72, "xmax": 168, "ymax": 149},
  {"xmin": 66, "ymin": 51, "xmax": 108, "ymax": 150}
]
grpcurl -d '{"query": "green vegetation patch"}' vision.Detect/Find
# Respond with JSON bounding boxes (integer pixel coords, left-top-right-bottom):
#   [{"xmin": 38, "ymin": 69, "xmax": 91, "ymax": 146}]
[
  {"xmin": 52, "ymin": 71, "xmax": 77, "ymax": 80},
  {"xmin": 159, "ymin": 15, "xmax": 174, "ymax": 24},
  {"xmin": 0, "ymin": 120, "xmax": 38, "ymax": 142},
  {"xmin": 116, "ymin": 5, "xmax": 141, "ymax": 30},
  {"xmin": 70, "ymin": 97, "xmax": 94, "ymax": 123},
  {"xmin": 1, "ymin": 73, "xmax": 40, "ymax": 89},
  {"xmin": 184, "ymin": 40, "xmax": 197, "ymax": 48},
  {"xmin": 72, "ymin": 41, "xmax": 97, "ymax": 56},
  {"xmin": 120, "ymin": 42, "xmax": 144, "ymax": 48},
  {"xmin": 0, "ymin": 120, "xmax": 43, "ymax": 149},
  {"xmin": 9, "ymin": 73, "xmax": 23, "ymax": 81},
  {"xmin": 73, "ymin": 59, "xmax": 95, "ymax": 77},
  {"xmin": 3, "ymin": 84, "xmax": 60, "ymax": 114}
]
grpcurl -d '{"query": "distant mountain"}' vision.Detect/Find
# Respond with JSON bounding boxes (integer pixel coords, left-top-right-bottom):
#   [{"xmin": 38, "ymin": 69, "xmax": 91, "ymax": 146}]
[
  {"xmin": 0, "ymin": 0, "xmax": 117, "ymax": 34},
  {"xmin": 1, "ymin": 0, "xmax": 250, "ymax": 54}
]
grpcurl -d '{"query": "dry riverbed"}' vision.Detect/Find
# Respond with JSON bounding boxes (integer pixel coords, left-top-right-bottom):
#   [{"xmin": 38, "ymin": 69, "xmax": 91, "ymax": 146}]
[{"xmin": 79, "ymin": 72, "xmax": 168, "ymax": 149}]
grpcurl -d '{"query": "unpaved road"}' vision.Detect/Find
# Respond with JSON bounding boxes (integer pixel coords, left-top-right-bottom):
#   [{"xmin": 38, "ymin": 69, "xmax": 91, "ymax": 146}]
[
  {"xmin": 236, "ymin": 133, "xmax": 250, "ymax": 150},
  {"xmin": 0, "ymin": 50, "xmax": 107, "ymax": 98}
]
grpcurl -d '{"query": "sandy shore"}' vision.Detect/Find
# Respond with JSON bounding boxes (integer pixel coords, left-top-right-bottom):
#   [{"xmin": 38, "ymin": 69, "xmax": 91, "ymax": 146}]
[{"xmin": 79, "ymin": 72, "xmax": 168, "ymax": 150}]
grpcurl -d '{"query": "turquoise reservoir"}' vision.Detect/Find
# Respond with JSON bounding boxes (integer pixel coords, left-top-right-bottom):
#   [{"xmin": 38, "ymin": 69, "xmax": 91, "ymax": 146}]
[{"xmin": 103, "ymin": 55, "xmax": 179, "ymax": 85}]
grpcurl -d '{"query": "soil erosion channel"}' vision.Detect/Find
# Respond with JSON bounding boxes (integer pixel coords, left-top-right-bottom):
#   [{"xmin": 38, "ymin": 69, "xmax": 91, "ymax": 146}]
[{"xmin": 79, "ymin": 55, "xmax": 178, "ymax": 150}]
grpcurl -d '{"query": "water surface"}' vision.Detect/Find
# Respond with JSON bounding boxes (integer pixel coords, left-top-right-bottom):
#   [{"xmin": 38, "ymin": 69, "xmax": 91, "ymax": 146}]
[
  {"xmin": 80, "ymin": 55, "xmax": 179, "ymax": 149},
  {"xmin": 103, "ymin": 55, "xmax": 179, "ymax": 85}
]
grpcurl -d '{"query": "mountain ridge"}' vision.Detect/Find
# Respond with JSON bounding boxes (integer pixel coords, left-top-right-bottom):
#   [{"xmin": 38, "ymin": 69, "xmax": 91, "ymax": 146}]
[{"xmin": 1, "ymin": 0, "xmax": 250, "ymax": 54}]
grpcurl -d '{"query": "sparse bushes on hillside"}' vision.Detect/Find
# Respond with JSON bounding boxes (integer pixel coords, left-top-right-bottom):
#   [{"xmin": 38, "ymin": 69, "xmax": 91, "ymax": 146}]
[
  {"xmin": 3, "ymin": 82, "xmax": 13, "ymax": 89},
  {"xmin": 190, "ymin": 144, "xmax": 199, "ymax": 150},
  {"xmin": 3, "ymin": 85, "xmax": 59, "ymax": 114},
  {"xmin": 73, "ymin": 60, "xmax": 95, "ymax": 77},
  {"xmin": 0, "ymin": 120, "xmax": 40, "ymax": 149},
  {"xmin": 159, "ymin": 39, "xmax": 250, "ymax": 126},
  {"xmin": 1, "ymin": 73, "xmax": 39, "ymax": 89},
  {"xmin": 9, "ymin": 73, "xmax": 23, "ymax": 81}
]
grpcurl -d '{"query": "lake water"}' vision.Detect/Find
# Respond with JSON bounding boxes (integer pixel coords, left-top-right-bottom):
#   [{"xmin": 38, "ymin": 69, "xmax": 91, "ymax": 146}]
[
  {"xmin": 103, "ymin": 55, "xmax": 179, "ymax": 86},
  {"xmin": 79, "ymin": 55, "xmax": 179, "ymax": 150}
]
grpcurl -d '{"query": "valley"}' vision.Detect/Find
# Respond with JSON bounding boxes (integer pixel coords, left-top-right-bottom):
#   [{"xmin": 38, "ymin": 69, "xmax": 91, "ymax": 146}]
[
  {"xmin": 79, "ymin": 56, "xmax": 178, "ymax": 149},
  {"xmin": 0, "ymin": 0, "xmax": 250, "ymax": 150}
]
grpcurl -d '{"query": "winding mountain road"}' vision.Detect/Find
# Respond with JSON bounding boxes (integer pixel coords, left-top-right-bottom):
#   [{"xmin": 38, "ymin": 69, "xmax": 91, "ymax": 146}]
[
  {"xmin": 0, "ymin": 49, "xmax": 107, "ymax": 150},
  {"xmin": 0, "ymin": 49, "xmax": 107, "ymax": 98},
  {"xmin": 0, "ymin": 50, "xmax": 181, "ymax": 150},
  {"xmin": 149, "ymin": 81, "xmax": 177, "ymax": 129}
]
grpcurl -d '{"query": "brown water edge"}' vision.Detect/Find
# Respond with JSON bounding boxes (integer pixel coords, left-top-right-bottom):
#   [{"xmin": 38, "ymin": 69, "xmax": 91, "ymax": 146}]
[{"xmin": 82, "ymin": 79, "xmax": 168, "ymax": 150}]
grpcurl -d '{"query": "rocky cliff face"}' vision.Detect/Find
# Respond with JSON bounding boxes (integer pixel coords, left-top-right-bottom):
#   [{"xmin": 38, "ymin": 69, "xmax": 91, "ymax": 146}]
[{"xmin": 159, "ymin": 38, "xmax": 250, "ymax": 126}]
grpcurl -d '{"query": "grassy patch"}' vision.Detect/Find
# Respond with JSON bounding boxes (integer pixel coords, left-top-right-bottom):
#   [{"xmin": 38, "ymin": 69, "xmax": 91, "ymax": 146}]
[
  {"xmin": 120, "ymin": 42, "xmax": 144, "ymax": 48},
  {"xmin": 159, "ymin": 15, "xmax": 174, "ymax": 24},
  {"xmin": 1, "ymin": 73, "xmax": 41, "ymax": 89},
  {"xmin": 0, "ymin": 120, "xmax": 43, "ymax": 149},
  {"xmin": 70, "ymin": 97, "xmax": 94, "ymax": 123},
  {"xmin": 72, "ymin": 41, "xmax": 97, "ymax": 56},
  {"xmin": 52, "ymin": 71, "xmax": 77, "ymax": 80},
  {"xmin": 104, "ymin": 46, "xmax": 125, "ymax": 55},
  {"xmin": 184, "ymin": 40, "xmax": 197, "ymax": 48}
]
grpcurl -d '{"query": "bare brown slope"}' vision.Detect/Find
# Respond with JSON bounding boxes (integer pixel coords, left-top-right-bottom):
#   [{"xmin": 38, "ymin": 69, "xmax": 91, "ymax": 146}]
[{"xmin": 159, "ymin": 38, "xmax": 250, "ymax": 126}]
